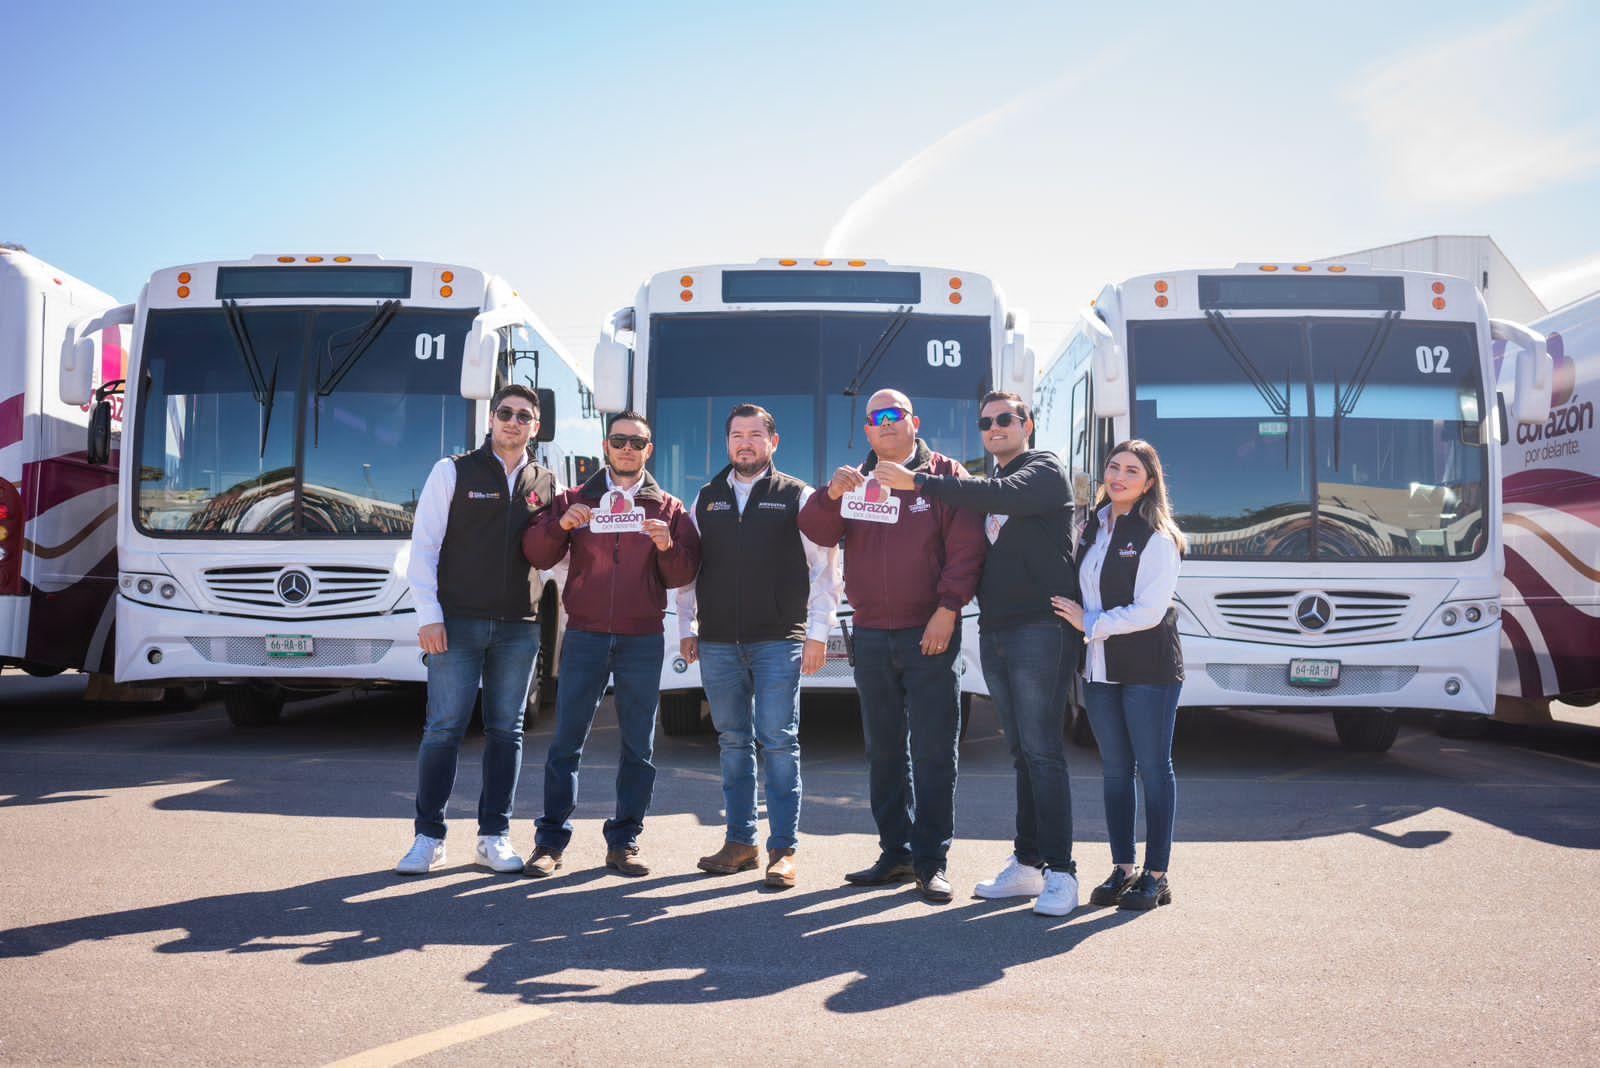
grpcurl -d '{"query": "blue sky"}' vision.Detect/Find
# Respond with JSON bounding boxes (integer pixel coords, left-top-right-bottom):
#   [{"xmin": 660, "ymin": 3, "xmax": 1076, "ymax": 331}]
[{"xmin": 5, "ymin": 0, "xmax": 1598, "ymax": 361}]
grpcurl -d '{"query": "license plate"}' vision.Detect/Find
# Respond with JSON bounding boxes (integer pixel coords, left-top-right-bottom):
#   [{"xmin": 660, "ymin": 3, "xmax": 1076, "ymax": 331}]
[
  {"xmin": 1288, "ymin": 658, "xmax": 1340, "ymax": 688},
  {"xmin": 266, "ymin": 634, "xmax": 314, "ymax": 658},
  {"xmin": 826, "ymin": 635, "xmax": 849, "ymax": 659}
]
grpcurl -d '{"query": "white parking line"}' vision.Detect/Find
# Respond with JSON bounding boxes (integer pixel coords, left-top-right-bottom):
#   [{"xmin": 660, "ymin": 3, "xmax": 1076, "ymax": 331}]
[{"xmin": 321, "ymin": 1004, "xmax": 551, "ymax": 1067}]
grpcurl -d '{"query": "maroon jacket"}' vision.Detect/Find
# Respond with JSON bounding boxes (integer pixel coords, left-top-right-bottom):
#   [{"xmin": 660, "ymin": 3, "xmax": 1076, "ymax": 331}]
[
  {"xmin": 798, "ymin": 440, "xmax": 985, "ymax": 631},
  {"xmin": 523, "ymin": 468, "xmax": 700, "ymax": 636}
]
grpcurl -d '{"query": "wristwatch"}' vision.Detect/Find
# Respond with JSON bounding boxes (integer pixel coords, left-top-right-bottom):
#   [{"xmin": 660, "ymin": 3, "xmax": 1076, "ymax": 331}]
[{"xmin": 913, "ymin": 472, "xmax": 928, "ymax": 490}]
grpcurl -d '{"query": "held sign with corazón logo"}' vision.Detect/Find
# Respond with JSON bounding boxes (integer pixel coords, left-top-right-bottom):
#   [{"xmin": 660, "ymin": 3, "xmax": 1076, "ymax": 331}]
[
  {"xmin": 589, "ymin": 489, "xmax": 646, "ymax": 534},
  {"xmin": 841, "ymin": 477, "xmax": 900, "ymax": 524}
]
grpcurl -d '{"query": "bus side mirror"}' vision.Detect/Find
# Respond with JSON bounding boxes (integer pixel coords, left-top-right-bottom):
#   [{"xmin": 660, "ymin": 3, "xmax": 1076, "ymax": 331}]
[
  {"xmin": 1491, "ymin": 319, "xmax": 1552, "ymax": 426},
  {"xmin": 1070, "ymin": 468, "xmax": 1093, "ymax": 507},
  {"xmin": 460, "ymin": 321, "xmax": 499, "ymax": 401},
  {"xmin": 1082, "ymin": 309, "xmax": 1129, "ymax": 417},
  {"xmin": 60, "ymin": 303, "xmax": 134, "ymax": 406},
  {"xmin": 536, "ymin": 387, "xmax": 556, "ymax": 443},
  {"xmin": 1002, "ymin": 312, "xmax": 1035, "ymax": 389},
  {"xmin": 593, "ymin": 306, "xmax": 634, "ymax": 413},
  {"xmin": 87, "ymin": 400, "xmax": 113, "ymax": 465}
]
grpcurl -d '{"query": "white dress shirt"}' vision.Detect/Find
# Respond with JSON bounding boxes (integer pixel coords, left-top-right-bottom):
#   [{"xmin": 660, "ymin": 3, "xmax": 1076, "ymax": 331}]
[
  {"xmin": 675, "ymin": 467, "xmax": 842, "ymax": 643},
  {"xmin": 405, "ymin": 449, "xmax": 564, "ymax": 628},
  {"xmin": 1078, "ymin": 505, "xmax": 1182, "ymax": 684}
]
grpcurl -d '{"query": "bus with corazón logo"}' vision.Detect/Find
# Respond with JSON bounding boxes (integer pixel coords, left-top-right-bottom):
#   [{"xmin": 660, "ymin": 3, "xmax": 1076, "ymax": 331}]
[
  {"xmin": 592, "ymin": 258, "xmax": 1034, "ymax": 734},
  {"xmin": 59, "ymin": 254, "xmax": 602, "ymax": 726},
  {"xmin": 1033, "ymin": 262, "xmax": 1552, "ymax": 752}
]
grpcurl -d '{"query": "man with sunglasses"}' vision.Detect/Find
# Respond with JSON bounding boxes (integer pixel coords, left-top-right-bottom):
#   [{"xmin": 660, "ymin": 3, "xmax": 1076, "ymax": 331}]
[
  {"xmin": 522, "ymin": 411, "xmax": 700, "ymax": 878},
  {"xmin": 397, "ymin": 384, "xmax": 561, "ymax": 876},
  {"xmin": 798, "ymin": 388, "xmax": 985, "ymax": 903},
  {"xmin": 874, "ymin": 390, "xmax": 1083, "ymax": 916}
]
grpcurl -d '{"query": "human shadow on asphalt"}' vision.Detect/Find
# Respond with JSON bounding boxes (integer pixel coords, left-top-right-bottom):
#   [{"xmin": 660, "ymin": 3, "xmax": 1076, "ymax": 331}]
[{"xmin": 0, "ymin": 865, "xmax": 1140, "ymax": 1013}]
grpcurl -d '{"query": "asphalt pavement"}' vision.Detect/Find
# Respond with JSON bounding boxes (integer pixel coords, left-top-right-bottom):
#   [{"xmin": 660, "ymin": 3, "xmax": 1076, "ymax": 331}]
[{"xmin": 1, "ymin": 672, "xmax": 1597, "ymax": 1066}]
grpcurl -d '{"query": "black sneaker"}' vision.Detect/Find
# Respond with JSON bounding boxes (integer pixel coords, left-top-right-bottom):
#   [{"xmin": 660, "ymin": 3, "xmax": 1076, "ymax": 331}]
[
  {"xmin": 916, "ymin": 868, "xmax": 953, "ymax": 904},
  {"xmin": 844, "ymin": 855, "xmax": 917, "ymax": 886},
  {"xmin": 1117, "ymin": 871, "xmax": 1172, "ymax": 911},
  {"xmin": 1089, "ymin": 866, "xmax": 1137, "ymax": 907}
]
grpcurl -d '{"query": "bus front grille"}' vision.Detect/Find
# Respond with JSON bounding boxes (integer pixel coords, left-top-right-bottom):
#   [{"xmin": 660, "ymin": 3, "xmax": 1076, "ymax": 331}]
[
  {"xmin": 185, "ymin": 636, "xmax": 393, "ymax": 669},
  {"xmin": 1204, "ymin": 663, "xmax": 1419, "ymax": 697}
]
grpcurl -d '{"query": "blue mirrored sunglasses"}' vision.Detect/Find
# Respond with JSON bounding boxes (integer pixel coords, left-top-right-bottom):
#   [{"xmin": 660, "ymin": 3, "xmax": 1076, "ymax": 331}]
[{"xmin": 866, "ymin": 406, "xmax": 911, "ymax": 427}]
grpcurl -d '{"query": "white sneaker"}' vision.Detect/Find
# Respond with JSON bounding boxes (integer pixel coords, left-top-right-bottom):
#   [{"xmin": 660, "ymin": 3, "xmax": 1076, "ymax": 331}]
[
  {"xmin": 395, "ymin": 834, "xmax": 446, "ymax": 875},
  {"xmin": 475, "ymin": 834, "xmax": 523, "ymax": 873},
  {"xmin": 974, "ymin": 855, "xmax": 1047, "ymax": 899},
  {"xmin": 1033, "ymin": 868, "xmax": 1080, "ymax": 916}
]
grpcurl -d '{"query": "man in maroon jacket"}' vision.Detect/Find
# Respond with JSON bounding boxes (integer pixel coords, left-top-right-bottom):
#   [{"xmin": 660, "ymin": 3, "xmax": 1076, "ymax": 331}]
[
  {"xmin": 521, "ymin": 412, "xmax": 700, "ymax": 878},
  {"xmin": 798, "ymin": 388, "xmax": 985, "ymax": 902}
]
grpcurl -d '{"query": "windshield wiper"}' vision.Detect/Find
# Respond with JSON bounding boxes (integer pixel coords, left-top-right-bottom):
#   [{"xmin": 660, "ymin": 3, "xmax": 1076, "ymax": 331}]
[
  {"xmin": 843, "ymin": 305, "xmax": 913, "ymax": 448},
  {"xmin": 314, "ymin": 300, "xmax": 401, "ymax": 446},
  {"xmin": 1203, "ymin": 311, "xmax": 1289, "ymax": 415},
  {"xmin": 221, "ymin": 299, "xmax": 279, "ymax": 458},
  {"xmin": 1330, "ymin": 311, "xmax": 1400, "ymax": 471}
]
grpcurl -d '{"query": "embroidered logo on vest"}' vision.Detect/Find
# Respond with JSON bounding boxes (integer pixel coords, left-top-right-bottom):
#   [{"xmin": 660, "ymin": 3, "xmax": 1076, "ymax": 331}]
[
  {"xmin": 468, "ymin": 491, "xmax": 502, "ymax": 500},
  {"xmin": 707, "ymin": 501, "xmax": 733, "ymax": 511},
  {"xmin": 1118, "ymin": 542, "xmax": 1139, "ymax": 558},
  {"xmin": 910, "ymin": 497, "xmax": 930, "ymax": 513},
  {"xmin": 757, "ymin": 500, "xmax": 788, "ymax": 510}
]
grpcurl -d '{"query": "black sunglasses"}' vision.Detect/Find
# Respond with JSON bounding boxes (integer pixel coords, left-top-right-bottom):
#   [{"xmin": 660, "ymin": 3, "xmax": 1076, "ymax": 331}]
[
  {"xmin": 977, "ymin": 412, "xmax": 1026, "ymax": 431},
  {"xmin": 495, "ymin": 406, "xmax": 536, "ymax": 425},
  {"xmin": 608, "ymin": 434, "xmax": 650, "ymax": 451}
]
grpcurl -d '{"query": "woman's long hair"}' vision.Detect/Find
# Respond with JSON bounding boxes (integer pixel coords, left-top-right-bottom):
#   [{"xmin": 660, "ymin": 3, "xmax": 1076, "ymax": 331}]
[{"xmin": 1094, "ymin": 439, "xmax": 1188, "ymax": 554}]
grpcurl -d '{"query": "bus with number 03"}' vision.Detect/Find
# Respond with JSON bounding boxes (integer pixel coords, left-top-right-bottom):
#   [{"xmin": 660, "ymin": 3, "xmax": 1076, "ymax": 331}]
[
  {"xmin": 59, "ymin": 254, "xmax": 602, "ymax": 726},
  {"xmin": 1032, "ymin": 262, "xmax": 1552, "ymax": 752},
  {"xmin": 592, "ymin": 258, "xmax": 1033, "ymax": 734}
]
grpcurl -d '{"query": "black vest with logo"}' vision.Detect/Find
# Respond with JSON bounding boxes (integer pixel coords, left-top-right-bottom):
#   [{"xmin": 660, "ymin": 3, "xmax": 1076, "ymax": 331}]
[
  {"xmin": 693, "ymin": 466, "xmax": 810, "ymax": 643},
  {"xmin": 1075, "ymin": 509, "xmax": 1184, "ymax": 684},
  {"xmin": 437, "ymin": 440, "xmax": 558, "ymax": 622}
]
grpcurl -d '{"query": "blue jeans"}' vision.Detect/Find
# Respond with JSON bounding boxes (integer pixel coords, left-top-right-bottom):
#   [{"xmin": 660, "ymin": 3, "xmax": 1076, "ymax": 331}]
[
  {"xmin": 979, "ymin": 621, "xmax": 1079, "ymax": 871},
  {"xmin": 851, "ymin": 625, "xmax": 962, "ymax": 878},
  {"xmin": 699, "ymin": 639, "xmax": 804, "ymax": 852},
  {"xmin": 414, "ymin": 616, "xmax": 540, "ymax": 839},
  {"xmin": 1082, "ymin": 680, "xmax": 1181, "ymax": 871},
  {"xmin": 535, "ymin": 629, "xmax": 666, "ymax": 852}
]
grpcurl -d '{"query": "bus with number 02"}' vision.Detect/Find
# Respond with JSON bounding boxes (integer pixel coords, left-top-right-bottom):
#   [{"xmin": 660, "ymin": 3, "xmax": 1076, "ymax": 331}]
[
  {"xmin": 59, "ymin": 254, "xmax": 602, "ymax": 727},
  {"xmin": 1032, "ymin": 262, "xmax": 1552, "ymax": 752},
  {"xmin": 591, "ymin": 258, "xmax": 1034, "ymax": 734}
]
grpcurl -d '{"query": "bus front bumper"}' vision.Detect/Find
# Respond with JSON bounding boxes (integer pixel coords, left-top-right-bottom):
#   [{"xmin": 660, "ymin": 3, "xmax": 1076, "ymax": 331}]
[
  {"xmin": 115, "ymin": 596, "xmax": 426, "ymax": 686},
  {"xmin": 1176, "ymin": 623, "xmax": 1501, "ymax": 714}
]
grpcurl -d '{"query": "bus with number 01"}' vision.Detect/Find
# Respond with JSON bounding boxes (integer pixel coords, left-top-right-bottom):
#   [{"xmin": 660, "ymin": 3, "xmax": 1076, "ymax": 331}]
[
  {"xmin": 1032, "ymin": 262, "xmax": 1552, "ymax": 752},
  {"xmin": 591, "ymin": 258, "xmax": 1033, "ymax": 734},
  {"xmin": 59, "ymin": 254, "xmax": 602, "ymax": 726}
]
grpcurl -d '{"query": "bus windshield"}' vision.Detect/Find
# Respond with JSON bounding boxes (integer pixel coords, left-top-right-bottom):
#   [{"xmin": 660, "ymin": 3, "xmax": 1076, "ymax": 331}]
[
  {"xmin": 1130, "ymin": 316, "xmax": 1487, "ymax": 561},
  {"xmin": 135, "ymin": 306, "xmax": 475, "ymax": 536},
  {"xmin": 647, "ymin": 310, "xmax": 992, "ymax": 502}
]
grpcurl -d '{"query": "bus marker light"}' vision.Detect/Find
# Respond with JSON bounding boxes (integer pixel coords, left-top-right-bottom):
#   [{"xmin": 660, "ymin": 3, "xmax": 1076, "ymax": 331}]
[
  {"xmin": 1431, "ymin": 281, "xmax": 1445, "ymax": 294},
  {"xmin": 178, "ymin": 272, "xmax": 191, "ymax": 284},
  {"xmin": 177, "ymin": 286, "xmax": 190, "ymax": 298},
  {"xmin": 306, "ymin": 256, "xmax": 323, "ymax": 263},
  {"xmin": 1433, "ymin": 297, "xmax": 1446, "ymax": 310},
  {"xmin": 779, "ymin": 259, "xmax": 797, "ymax": 266},
  {"xmin": 1293, "ymin": 265, "xmax": 1311, "ymax": 272},
  {"xmin": 680, "ymin": 275, "xmax": 694, "ymax": 287},
  {"xmin": 1259, "ymin": 265, "xmax": 1278, "ymax": 272},
  {"xmin": 1328, "ymin": 265, "xmax": 1347, "ymax": 272},
  {"xmin": 277, "ymin": 256, "xmax": 294, "ymax": 263},
  {"xmin": 1154, "ymin": 280, "xmax": 1168, "ymax": 293},
  {"xmin": 440, "ymin": 285, "xmax": 453, "ymax": 298},
  {"xmin": 949, "ymin": 277, "xmax": 963, "ymax": 290},
  {"xmin": 815, "ymin": 260, "xmax": 833, "ymax": 266},
  {"xmin": 334, "ymin": 256, "xmax": 352, "ymax": 263},
  {"xmin": 949, "ymin": 292, "xmax": 962, "ymax": 304},
  {"xmin": 1155, "ymin": 295, "xmax": 1169, "ymax": 308},
  {"xmin": 441, "ymin": 271, "xmax": 454, "ymax": 283},
  {"xmin": 680, "ymin": 290, "xmax": 693, "ymax": 302},
  {"xmin": 849, "ymin": 260, "xmax": 866, "ymax": 267}
]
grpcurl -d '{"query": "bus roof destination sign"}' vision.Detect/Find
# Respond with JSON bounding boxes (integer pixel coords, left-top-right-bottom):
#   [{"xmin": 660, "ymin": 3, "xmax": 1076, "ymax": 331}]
[
  {"xmin": 1198, "ymin": 274, "xmax": 1405, "ymax": 312},
  {"xmin": 215, "ymin": 266, "xmax": 413, "ymax": 300},
  {"xmin": 721, "ymin": 270, "xmax": 922, "ymax": 305}
]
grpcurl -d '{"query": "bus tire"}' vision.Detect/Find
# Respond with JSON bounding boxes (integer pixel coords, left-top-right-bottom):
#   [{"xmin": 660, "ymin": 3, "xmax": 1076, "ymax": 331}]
[
  {"xmin": 19, "ymin": 661, "xmax": 66, "ymax": 678},
  {"xmin": 1332, "ymin": 708, "xmax": 1399, "ymax": 753},
  {"xmin": 222, "ymin": 685, "xmax": 284, "ymax": 728},
  {"xmin": 1068, "ymin": 703, "xmax": 1097, "ymax": 749},
  {"xmin": 958, "ymin": 693, "xmax": 973, "ymax": 740},
  {"xmin": 659, "ymin": 691, "xmax": 705, "ymax": 736},
  {"xmin": 1435, "ymin": 711, "xmax": 1491, "ymax": 740}
]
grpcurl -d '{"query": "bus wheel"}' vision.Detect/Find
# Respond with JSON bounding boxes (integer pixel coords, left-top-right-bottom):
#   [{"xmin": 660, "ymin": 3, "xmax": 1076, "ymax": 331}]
[
  {"xmin": 1332, "ymin": 708, "xmax": 1399, "ymax": 753},
  {"xmin": 222, "ymin": 685, "xmax": 284, "ymax": 728},
  {"xmin": 958, "ymin": 693, "xmax": 973, "ymax": 740},
  {"xmin": 1435, "ymin": 711, "xmax": 1490, "ymax": 740},
  {"xmin": 1068, "ymin": 704, "xmax": 1097, "ymax": 749},
  {"xmin": 659, "ymin": 691, "xmax": 705, "ymax": 736},
  {"xmin": 19, "ymin": 661, "xmax": 66, "ymax": 678}
]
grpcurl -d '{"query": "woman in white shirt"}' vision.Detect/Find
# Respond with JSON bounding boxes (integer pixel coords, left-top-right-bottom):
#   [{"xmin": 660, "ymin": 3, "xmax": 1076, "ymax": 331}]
[{"xmin": 1052, "ymin": 439, "xmax": 1185, "ymax": 911}]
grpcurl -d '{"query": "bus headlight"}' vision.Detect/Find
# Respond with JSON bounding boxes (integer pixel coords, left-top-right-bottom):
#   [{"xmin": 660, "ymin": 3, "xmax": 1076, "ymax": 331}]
[
  {"xmin": 121, "ymin": 571, "xmax": 198, "ymax": 611},
  {"xmin": 1414, "ymin": 599, "xmax": 1499, "ymax": 640},
  {"xmin": 671, "ymin": 657, "xmax": 688, "ymax": 674}
]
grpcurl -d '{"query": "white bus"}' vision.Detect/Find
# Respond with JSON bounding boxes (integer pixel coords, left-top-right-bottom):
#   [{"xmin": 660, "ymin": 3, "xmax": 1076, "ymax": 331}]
[
  {"xmin": 1496, "ymin": 290, "xmax": 1600, "ymax": 719},
  {"xmin": 60, "ymin": 254, "xmax": 602, "ymax": 726},
  {"xmin": 592, "ymin": 257, "xmax": 1034, "ymax": 734},
  {"xmin": 1, "ymin": 247, "xmax": 126, "ymax": 679},
  {"xmin": 1033, "ymin": 263, "xmax": 1552, "ymax": 752}
]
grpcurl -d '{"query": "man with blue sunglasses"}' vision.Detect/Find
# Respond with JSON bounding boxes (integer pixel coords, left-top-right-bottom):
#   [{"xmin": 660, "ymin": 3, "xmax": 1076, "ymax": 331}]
[{"xmin": 799, "ymin": 388, "xmax": 985, "ymax": 903}]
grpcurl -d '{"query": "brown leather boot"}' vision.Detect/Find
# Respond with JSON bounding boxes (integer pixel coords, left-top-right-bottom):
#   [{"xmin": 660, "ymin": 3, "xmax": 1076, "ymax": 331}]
[
  {"xmin": 523, "ymin": 847, "xmax": 563, "ymax": 878},
  {"xmin": 765, "ymin": 848, "xmax": 797, "ymax": 889},
  {"xmin": 697, "ymin": 840, "xmax": 759, "ymax": 875},
  {"xmin": 605, "ymin": 845, "xmax": 649, "ymax": 877}
]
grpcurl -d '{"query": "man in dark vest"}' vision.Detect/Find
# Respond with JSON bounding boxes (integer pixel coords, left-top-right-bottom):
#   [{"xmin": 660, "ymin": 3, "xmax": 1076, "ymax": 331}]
[
  {"xmin": 676, "ymin": 404, "xmax": 841, "ymax": 889},
  {"xmin": 397, "ymin": 384, "xmax": 561, "ymax": 875}
]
